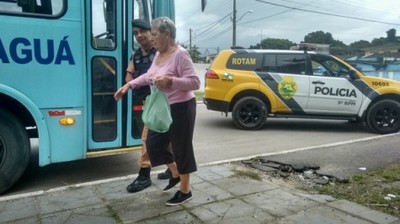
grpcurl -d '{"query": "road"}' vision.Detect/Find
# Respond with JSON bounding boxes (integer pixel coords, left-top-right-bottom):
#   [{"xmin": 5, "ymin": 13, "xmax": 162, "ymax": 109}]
[{"xmin": 2, "ymin": 103, "xmax": 396, "ymax": 197}]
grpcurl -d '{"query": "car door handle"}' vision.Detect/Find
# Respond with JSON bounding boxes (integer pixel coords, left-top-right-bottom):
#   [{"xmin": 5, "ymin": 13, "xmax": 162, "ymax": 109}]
[{"xmin": 312, "ymin": 81, "xmax": 325, "ymax": 85}]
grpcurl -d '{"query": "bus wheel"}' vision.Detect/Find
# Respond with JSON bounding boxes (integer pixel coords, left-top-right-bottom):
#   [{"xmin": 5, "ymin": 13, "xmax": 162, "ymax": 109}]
[
  {"xmin": 366, "ymin": 99, "xmax": 400, "ymax": 134},
  {"xmin": 0, "ymin": 109, "xmax": 30, "ymax": 194},
  {"xmin": 232, "ymin": 96, "xmax": 267, "ymax": 130}
]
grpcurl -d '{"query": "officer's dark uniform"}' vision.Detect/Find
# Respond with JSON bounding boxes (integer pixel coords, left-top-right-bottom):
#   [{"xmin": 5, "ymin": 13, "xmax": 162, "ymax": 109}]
[{"xmin": 131, "ymin": 47, "xmax": 157, "ymax": 138}]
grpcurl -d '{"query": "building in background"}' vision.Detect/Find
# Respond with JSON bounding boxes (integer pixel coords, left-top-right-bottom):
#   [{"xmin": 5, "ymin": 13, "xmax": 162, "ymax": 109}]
[{"xmin": 346, "ymin": 44, "xmax": 400, "ymax": 81}]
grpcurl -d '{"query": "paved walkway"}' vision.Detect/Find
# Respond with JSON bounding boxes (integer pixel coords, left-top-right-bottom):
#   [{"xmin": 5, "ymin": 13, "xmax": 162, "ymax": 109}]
[{"xmin": 0, "ymin": 163, "xmax": 399, "ymax": 223}]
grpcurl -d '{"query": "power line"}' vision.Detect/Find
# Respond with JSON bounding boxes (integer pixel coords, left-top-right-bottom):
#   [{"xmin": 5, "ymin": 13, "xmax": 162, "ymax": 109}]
[
  {"xmin": 255, "ymin": 0, "xmax": 400, "ymax": 26},
  {"xmin": 179, "ymin": 14, "xmax": 231, "ymax": 45},
  {"xmin": 196, "ymin": 13, "xmax": 231, "ymax": 35}
]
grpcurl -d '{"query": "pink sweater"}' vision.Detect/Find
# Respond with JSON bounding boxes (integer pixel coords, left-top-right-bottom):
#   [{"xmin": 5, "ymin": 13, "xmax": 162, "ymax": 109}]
[{"xmin": 128, "ymin": 45, "xmax": 200, "ymax": 104}]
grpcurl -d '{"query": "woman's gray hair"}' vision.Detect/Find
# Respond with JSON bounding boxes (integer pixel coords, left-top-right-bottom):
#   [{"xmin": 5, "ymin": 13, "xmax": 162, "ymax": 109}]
[{"xmin": 152, "ymin": 17, "xmax": 176, "ymax": 40}]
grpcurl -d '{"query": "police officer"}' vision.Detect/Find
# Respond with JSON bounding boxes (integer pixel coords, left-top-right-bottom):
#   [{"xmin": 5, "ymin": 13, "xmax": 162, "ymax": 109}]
[{"xmin": 125, "ymin": 19, "xmax": 170, "ymax": 193}]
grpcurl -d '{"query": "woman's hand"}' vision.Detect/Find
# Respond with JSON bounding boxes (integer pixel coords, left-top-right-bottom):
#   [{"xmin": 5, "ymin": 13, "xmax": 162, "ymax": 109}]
[
  {"xmin": 154, "ymin": 76, "xmax": 172, "ymax": 89},
  {"xmin": 114, "ymin": 83, "xmax": 131, "ymax": 101}
]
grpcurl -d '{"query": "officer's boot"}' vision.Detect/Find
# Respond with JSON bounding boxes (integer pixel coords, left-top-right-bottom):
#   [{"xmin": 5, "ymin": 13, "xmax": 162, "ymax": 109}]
[{"xmin": 126, "ymin": 167, "xmax": 152, "ymax": 193}]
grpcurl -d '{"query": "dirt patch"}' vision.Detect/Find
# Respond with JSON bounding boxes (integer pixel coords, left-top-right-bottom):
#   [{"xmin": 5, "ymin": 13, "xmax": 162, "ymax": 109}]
[{"xmin": 240, "ymin": 159, "xmax": 400, "ymax": 217}]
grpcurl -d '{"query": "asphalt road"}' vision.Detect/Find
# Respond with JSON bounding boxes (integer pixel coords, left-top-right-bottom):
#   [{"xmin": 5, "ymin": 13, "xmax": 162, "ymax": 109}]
[{"xmin": 2, "ymin": 103, "xmax": 399, "ymax": 197}]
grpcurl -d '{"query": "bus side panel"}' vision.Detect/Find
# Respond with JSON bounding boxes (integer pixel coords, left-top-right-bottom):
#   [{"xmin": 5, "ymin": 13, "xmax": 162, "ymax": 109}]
[
  {"xmin": 0, "ymin": 2, "xmax": 87, "ymax": 164},
  {"xmin": 42, "ymin": 108, "xmax": 85, "ymax": 163},
  {"xmin": 1, "ymin": 20, "xmax": 85, "ymax": 108}
]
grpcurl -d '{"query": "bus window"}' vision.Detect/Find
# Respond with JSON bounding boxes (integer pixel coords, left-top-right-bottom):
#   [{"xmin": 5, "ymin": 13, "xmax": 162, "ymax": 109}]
[
  {"xmin": 0, "ymin": 0, "xmax": 64, "ymax": 16},
  {"xmin": 92, "ymin": 0, "xmax": 116, "ymax": 50},
  {"xmin": 91, "ymin": 56, "xmax": 117, "ymax": 142}
]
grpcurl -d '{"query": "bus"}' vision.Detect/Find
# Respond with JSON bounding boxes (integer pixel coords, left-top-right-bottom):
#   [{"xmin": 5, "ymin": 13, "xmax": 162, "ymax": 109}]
[{"xmin": 0, "ymin": 0, "xmax": 179, "ymax": 194}]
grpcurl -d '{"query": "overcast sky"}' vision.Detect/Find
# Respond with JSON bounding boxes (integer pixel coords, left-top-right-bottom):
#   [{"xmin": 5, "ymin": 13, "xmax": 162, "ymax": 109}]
[{"xmin": 174, "ymin": 0, "xmax": 400, "ymax": 55}]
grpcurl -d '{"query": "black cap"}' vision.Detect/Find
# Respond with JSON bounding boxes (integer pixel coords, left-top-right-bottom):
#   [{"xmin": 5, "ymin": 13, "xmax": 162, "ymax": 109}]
[{"xmin": 132, "ymin": 19, "xmax": 151, "ymax": 30}]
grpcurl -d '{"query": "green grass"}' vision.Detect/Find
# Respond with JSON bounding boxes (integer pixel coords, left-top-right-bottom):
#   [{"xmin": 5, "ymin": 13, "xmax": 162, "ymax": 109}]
[
  {"xmin": 195, "ymin": 91, "xmax": 204, "ymax": 101},
  {"xmin": 313, "ymin": 163, "xmax": 400, "ymax": 217},
  {"xmin": 232, "ymin": 169, "xmax": 263, "ymax": 181}
]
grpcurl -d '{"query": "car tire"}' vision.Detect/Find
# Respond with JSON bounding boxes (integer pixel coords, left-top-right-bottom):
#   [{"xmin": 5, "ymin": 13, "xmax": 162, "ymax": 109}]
[
  {"xmin": 0, "ymin": 109, "xmax": 30, "ymax": 194},
  {"xmin": 365, "ymin": 99, "xmax": 400, "ymax": 134},
  {"xmin": 232, "ymin": 96, "xmax": 267, "ymax": 130}
]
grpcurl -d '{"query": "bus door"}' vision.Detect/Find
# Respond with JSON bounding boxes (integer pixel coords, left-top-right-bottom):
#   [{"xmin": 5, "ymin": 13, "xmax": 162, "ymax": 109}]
[
  {"xmin": 86, "ymin": 0, "xmax": 141, "ymax": 150},
  {"xmin": 125, "ymin": 0, "xmax": 152, "ymax": 146}
]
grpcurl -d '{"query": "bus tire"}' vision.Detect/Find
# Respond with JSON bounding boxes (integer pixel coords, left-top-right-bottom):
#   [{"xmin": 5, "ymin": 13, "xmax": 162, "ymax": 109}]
[
  {"xmin": 366, "ymin": 99, "xmax": 400, "ymax": 134},
  {"xmin": 232, "ymin": 96, "xmax": 267, "ymax": 130},
  {"xmin": 0, "ymin": 109, "xmax": 30, "ymax": 194}
]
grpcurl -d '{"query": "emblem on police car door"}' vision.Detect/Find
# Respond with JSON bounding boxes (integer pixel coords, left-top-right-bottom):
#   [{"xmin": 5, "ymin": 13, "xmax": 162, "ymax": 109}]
[{"xmin": 278, "ymin": 76, "xmax": 297, "ymax": 100}]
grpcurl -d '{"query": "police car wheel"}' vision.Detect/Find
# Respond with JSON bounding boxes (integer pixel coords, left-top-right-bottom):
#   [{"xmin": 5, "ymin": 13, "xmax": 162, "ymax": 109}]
[
  {"xmin": 366, "ymin": 99, "xmax": 400, "ymax": 134},
  {"xmin": 0, "ymin": 109, "xmax": 30, "ymax": 194},
  {"xmin": 232, "ymin": 96, "xmax": 267, "ymax": 130}
]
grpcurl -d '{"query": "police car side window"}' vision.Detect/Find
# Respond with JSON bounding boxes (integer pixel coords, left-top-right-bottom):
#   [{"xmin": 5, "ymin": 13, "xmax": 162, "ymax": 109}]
[
  {"xmin": 311, "ymin": 55, "xmax": 350, "ymax": 78},
  {"xmin": 276, "ymin": 54, "xmax": 306, "ymax": 75},
  {"xmin": 261, "ymin": 54, "xmax": 277, "ymax": 72}
]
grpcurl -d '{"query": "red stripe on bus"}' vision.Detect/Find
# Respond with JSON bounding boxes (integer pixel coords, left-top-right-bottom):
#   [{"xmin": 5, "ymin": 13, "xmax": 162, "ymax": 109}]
[
  {"xmin": 48, "ymin": 111, "xmax": 65, "ymax": 116},
  {"xmin": 132, "ymin": 105, "xmax": 143, "ymax": 111}
]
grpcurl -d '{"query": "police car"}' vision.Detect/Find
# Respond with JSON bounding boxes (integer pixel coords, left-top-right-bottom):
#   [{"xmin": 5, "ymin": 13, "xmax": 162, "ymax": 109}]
[{"xmin": 203, "ymin": 48, "xmax": 400, "ymax": 134}]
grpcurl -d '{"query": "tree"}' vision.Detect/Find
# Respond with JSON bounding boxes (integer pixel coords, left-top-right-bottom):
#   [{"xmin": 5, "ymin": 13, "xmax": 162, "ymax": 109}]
[
  {"xmin": 188, "ymin": 45, "xmax": 202, "ymax": 63},
  {"xmin": 304, "ymin": 31, "xmax": 335, "ymax": 44},
  {"xmin": 349, "ymin": 40, "xmax": 370, "ymax": 49},
  {"xmin": 386, "ymin": 28, "xmax": 397, "ymax": 42},
  {"xmin": 249, "ymin": 38, "xmax": 295, "ymax": 49},
  {"xmin": 180, "ymin": 43, "xmax": 203, "ymax": 62},
  {"xmin": 371, "ymin": 37, "xmax": 387, "ymax": 46}
]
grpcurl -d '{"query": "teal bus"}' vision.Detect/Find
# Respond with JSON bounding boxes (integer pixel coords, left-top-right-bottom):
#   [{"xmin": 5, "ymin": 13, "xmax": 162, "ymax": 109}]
[{"xmin": 0, "ymin": 0, "xmax": 178, "ymax": 194}]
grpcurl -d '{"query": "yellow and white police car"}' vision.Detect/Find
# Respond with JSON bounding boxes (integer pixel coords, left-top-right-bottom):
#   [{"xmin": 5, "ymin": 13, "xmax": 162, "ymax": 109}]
[{"xmin": 203, "ymin": 48, "xmax": 400, "ymax": 134}]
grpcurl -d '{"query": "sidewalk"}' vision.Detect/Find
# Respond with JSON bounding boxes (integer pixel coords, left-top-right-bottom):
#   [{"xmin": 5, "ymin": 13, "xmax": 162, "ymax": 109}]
[{"xmin": 0, "ymin": 163, "xmax": 399, "ymax": 224}]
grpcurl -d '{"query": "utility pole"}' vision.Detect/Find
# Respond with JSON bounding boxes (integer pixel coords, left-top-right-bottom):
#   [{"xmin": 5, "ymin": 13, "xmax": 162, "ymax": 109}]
[
  {"xmin": 232, "ymin": 0, "xmax": 237, "ymax": 47},
  {"xmin": 189, "ymin": 28, "xmax": 192, "ymax": 53},
  {"xmin": 232, "ymin": 0, "xmax": 252, "ymax": 47}
]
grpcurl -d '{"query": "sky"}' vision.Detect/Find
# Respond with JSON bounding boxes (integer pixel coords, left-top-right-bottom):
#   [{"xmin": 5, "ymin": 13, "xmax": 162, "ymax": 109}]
[{"xmin": 174, "ymin": 0, "xmax": 400, "ymax": 56}]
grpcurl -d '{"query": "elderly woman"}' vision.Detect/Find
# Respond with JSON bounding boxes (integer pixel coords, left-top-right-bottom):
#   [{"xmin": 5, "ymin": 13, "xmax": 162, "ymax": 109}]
[{"xmin": 114, "ymin": 17, "xmax": 200, "ymax": 206}]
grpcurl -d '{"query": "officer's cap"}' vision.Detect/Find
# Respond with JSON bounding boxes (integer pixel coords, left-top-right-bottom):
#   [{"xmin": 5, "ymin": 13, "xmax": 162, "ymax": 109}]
[{"xmin": 132, "ymin": 19, "xmax": 151, "ymax": 30}]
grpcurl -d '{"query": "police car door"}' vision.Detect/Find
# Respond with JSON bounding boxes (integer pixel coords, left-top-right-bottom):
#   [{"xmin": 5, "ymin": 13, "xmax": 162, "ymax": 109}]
[
  {"xmin": 259, "ymin": 53, "xmax": 309, "ymax": 113},
  {"xmin": 306, "ymin": 54, "xmax": 363, "ymax": 114}
]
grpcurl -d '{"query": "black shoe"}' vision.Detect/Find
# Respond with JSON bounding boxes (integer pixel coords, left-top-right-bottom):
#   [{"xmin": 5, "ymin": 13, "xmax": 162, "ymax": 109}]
[
  {"xmin": 163, "ymin": 176, "xmax": 180, "ymax": 192},
  {"xmin": 158, "ymin": 169, "xmax": 172, "ymax": 180},
  {"xmin": 166, "ymin": 190, "xmax": 192, "ymax": 206},
  {"xmin": 126, "ymin": 176, "xmax": 152, "ymax": 193}
]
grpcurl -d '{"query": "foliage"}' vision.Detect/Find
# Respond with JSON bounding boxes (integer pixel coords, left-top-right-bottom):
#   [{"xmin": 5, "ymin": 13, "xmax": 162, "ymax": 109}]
[
  {"xmin": 249, "ymin": 38, "xmax": 295, "ymax": 50},
  {"xmin": 181, "ymin": 43, "xmax": 203, "ymax": 63},
  {"xmin": 313, "ymin": 163, "xmax": 400, "ymax": 217},
  {"xmin": 304, "ymin": 31, "xmax": 335, "ymax": 45},
  {"xmin": 349, "ymin": 40, "xmax": 370, "ymax": 49},
  {"xmin": 246, "ymin": 28, "xmax": 399, "ymax": 57},
  {"xmin": 387, "ymin": 29, "xmax": 397, "ymax": 42},
  {"xmin": 371, "ymin": 37, "xmax": 388, "ymax": 47}
]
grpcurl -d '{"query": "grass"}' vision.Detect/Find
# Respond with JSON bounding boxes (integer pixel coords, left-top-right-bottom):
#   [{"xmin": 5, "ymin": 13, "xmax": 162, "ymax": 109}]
[
  {"xmin": 311, "ymin": 163, "xmax": 400, "ymax": 217},
  {"xmin": 194, "ymin": 91, "xmax": 204, "ymax": 101},
  {"xmin": 232, "ymin": 169, "xmax": 263, "ymax": 181}
]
